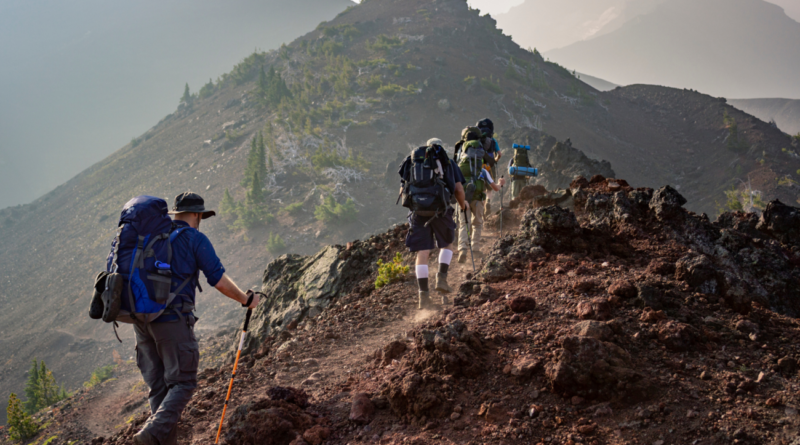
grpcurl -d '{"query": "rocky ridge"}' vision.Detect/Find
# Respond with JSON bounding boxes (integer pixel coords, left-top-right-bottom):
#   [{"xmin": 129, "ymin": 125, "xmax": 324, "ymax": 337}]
[{"xmin": 12, "ymin": 176, "xmax": 800, "ymax": 445}]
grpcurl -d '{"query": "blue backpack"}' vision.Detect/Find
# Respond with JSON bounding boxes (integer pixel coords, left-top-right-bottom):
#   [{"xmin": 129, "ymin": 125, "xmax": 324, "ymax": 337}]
[{"xmin": 104, "ymin": 196, "xmax": 194, "ymax": 324}]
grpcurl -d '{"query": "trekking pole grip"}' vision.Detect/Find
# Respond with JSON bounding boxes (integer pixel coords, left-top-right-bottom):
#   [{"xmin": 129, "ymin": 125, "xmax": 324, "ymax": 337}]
[{"xmin": 243, "ymin": 308, "xmax": 252, "ymax": 332}]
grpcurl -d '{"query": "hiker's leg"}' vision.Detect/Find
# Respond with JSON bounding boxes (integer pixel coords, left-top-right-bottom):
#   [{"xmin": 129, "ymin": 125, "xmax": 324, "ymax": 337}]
[
  {"xmin": 432, "ymin": 209, "xmax": 457, "ymax": 297},
  {"xmin": 457, "ymin": 204, "xmax": 471, "ymax": 253},
  {"xmin": 415, "ymin": 250, "xmax": 430, "ymax": 292},
  {"xmin": 139, "ymin": 319, "xmax": 198, "ymax": 444},
  {"xmin": 472, "ymin": 200, "xmax": 485, "ymax": 253},
  {"xmin": 511, "ymin": 179, "xmax": 523, "ymax": 199},
  {"xmin": 133, "ymin": 324, "xmax": 167, "ymax": 415}
]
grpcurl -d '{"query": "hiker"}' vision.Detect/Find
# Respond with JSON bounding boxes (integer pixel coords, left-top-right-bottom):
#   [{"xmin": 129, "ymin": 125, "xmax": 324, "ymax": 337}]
[
  {"xmin": 477, "ymin": 118, "xmax": 502, "ymax": 213},
  {"xmin": 128, "ymin": 193, "xmax": 260, "ymax": 445},
  {"xmin": 456, "ymin": 135, "xmax": 506, "ymax": 263},
  {"xmin": 509, "ymin": 143, "xmax": 534, "ymax": 200},
  {"xmin": 399, "ymin": 138, "xmax": 467, "ymax": 309}
]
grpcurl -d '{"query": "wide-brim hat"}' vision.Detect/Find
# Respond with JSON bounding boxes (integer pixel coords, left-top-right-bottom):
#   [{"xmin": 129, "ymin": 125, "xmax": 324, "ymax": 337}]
[
  {"xmin": 427, "ymin": 138, "xmax": 444, "ymax": 147},
  {"xmin": 168, "ymin": 192, "xmax": 216, "ymax": 219}
]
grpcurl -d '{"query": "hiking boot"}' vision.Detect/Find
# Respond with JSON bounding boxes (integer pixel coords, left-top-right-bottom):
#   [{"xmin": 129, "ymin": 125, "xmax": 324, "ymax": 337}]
[
  {"xmin": 457, "ymin": 251, "xmax": 468, "ymax": 263},
  {"xmin": 101, "ymin": 273, "xmax": 123, "ymax": 323},
  {"xmin": 435, "ymin": 273, "xmax": 452, "ymax": 294},
  {"xmin": 485, "ymin": 202, "xmax": 492, "ymax": 215},
  {"xmin": 163, "ymin": 424, "xmax": 178, "ymax": 445},
  {"xmin": 133, "ymin": 430, "xmax": 158, "ymax": 445},
  {"xmin": 89, "ymin": 272, "xmax": 107, "ymax": 320},
  {"xmin": 418, "ymin": 291, "xmax": 433, "ymax": 310}
]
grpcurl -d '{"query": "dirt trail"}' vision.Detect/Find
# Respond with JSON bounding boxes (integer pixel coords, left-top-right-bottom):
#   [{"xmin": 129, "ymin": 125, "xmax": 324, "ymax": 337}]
[{"xmin": 271, "ymin": 224, "xmax": 500, "ymax": 393}]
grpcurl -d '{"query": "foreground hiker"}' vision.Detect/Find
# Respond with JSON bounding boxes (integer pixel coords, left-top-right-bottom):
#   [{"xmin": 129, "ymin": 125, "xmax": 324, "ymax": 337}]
[
  {"xmin": 93, "ymin": 193, "xmax": 260, "ymax": 445},
  {"xmin": 399, "ymin": 138, "xmax": 467, "ymax": 309},
  {"xmin": 455, "ymin": 130, "xmax": 506, "ymax": 263}
]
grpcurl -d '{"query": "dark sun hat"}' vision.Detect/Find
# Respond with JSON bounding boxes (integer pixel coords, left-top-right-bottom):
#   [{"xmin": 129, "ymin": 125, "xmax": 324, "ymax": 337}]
[{"xmin": 168, "ymin": 192, "xmax": 216, "ymax": 219}]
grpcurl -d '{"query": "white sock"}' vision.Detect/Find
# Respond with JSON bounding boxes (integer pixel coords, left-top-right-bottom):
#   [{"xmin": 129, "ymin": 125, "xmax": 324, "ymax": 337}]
[
  {"xmin": 438, "ymin": 249, "xmax": 453, "ymax": 265},
  {"xmin": 415, "ymin": 265, "xmax": 429, "ymax": 279}
]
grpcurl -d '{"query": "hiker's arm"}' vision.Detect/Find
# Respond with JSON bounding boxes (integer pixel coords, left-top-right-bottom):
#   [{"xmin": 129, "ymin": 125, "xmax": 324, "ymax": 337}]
[
  {"xmin": 214, "ymin": 274, "xmax": 259, "ymax": 309},
  {"xmin": 454, "ymin": 183, "xmax": 467, "ymax": 210},
  {"xmin": 489, "ymin": 177, "xmax": 506, "ymax": 192}
]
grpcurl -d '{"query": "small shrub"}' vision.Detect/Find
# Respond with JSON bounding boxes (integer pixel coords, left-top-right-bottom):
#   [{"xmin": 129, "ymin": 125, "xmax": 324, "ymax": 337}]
[
  {"xmin": 266, "ymin": 233, "xmax": 286, "ymax": 255},
  {"xmin": 375, "ymin": 252, "xmax": 409, "ymax": 289},
  {"xmin": 314, "ymin": 195, "xmax": 357, "ymax": 225},
  {"xmin": 284, "ymin": 202, "xmax": 304, "ymax": 216},
  {"xmin": 320, "ymin": 40, "xmax": 343, "ymax": 56},
  {"xmin": 377, "ymin": 83, "xmax": 404, "ymax": 97},
  {"xmin": 338, "ymin": 119, "xmax": 353, "ymax": 127},
  {"xmin": 131, "ymin": 137, "xmax": 141, "ymax": 148},
  {"xmin": 463, "ymin": 75, "xmax": 476, "ymax": 83},
  {"xmin": 368, "ymin": 35, "xmax": 404, "ymax": 53},
  {"xmin": 7, "ymin": 393, "xmax": 41, "ymax": 441},
  {"xmin": 480, "ymin": 77, "xmax": 503, "ymax": 94},
  {"xmin": 84, "ymin": 364, "xmax": 115, "ymax": 388}
]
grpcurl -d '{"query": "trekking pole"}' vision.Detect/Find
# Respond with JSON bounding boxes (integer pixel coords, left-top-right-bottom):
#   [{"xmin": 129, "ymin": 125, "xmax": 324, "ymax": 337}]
[
  {"xmin": 500, "ymin": 175, "xmax": 504, "ymax": 238},
  {"xmin": 215, "ymin": 304, "xmax": 254, "ymax": 444},
  {"xmin": 463, "ymin": 208, "xmax": 476, "ymax": 273}
]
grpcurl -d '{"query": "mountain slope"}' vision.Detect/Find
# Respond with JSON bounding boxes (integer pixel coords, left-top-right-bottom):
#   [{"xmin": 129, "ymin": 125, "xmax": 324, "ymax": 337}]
[
  {"xmin": 0, "ymin": 0, "xmax": 798, "ymax": 424},
  {"xmin": 730, "ymin": 98, "xmax": 800, "ymax": 135},
  {"xmin": 546, "ymin": 0, "xmax": 800, "ymax": 99}
]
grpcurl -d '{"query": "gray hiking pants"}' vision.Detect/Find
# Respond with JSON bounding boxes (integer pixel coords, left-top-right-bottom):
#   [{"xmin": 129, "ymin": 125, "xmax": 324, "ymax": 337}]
[{"xmin": 134, "ymin": 317, "xmax": 199, "ymax": 444}]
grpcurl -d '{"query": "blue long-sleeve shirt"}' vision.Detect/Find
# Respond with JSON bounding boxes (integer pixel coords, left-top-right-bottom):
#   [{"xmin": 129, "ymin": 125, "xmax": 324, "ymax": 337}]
[{"xmin": 156, "ymin": 220, "xmax": 225, "ymax": 321}]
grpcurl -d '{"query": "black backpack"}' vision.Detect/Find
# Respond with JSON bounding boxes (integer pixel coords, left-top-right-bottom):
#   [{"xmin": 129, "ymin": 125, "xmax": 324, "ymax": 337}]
[{"xmin": 402, "ymin": 146, "xmax": 451, "ymax": 216}]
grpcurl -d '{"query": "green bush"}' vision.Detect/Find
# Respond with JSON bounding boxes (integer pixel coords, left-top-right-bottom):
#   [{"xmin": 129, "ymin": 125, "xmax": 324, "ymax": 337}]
[
  {"xmin": 83, "ymin": 364, "xmax": 115, "ymax": 388},
  {"xmin": 314, "ymin": 195, "xmax": 357, "ymax": 225},
  {"xmin": 266, "ymin": 233, "xmax": 286, "ymax": 255},
  {"xmin": 283, "ymin": 202, "xmax": 304, "ymax": 216},
  {"xmin": 322, "ymin": 24, "xmax": 361, "ymax": 40},
  {"xmin": 375, "ymin": 252, "xmax": 409, "ymax": 289},
  {"xmin": 377, "ymin": 83, "xmax": 404, "ymax": 97},
  {"xmin": 6, "ymin": 393, "xmax": 41, "ymax": 441},
  {"xmin": 199, "ymin": 78, "xmax": 215, "ymax": 99},
  {"xmin": 320, "ymin": 40, "xmax": 344, "ymax": 56},
  {"xmin": 368, "ymin": 35, "xmax": 404, "ymax": 53},
  {"xmin": 480, "ymin": 77, "xmax": 503, "ymax": 94},
  {"xmin": 227, "ymin": 52, "xmax": 267, "ymax": 85}
]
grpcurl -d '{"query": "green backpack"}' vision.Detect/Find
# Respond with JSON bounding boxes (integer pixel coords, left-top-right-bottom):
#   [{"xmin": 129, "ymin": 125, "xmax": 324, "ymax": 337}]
[{"xmin": 458, "ymin": 140, "xmax": 486, "ymax": 202}]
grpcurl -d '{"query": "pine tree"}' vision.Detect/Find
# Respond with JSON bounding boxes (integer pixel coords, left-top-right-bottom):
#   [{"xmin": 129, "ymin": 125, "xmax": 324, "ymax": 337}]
[
  {"xmin": 257, "ymin": 132, "xmax": 267, "ymax": 181},
  {"xmin": 247, "ymin": 172, "xmax": 265, "ymax": 205},
  {"xmin": 219, "ymin": 189, "xmax": 237, "ymax": 218},
  {"xmin": 7, "ymin": 393, "xmax": 41, "ymax": 441},
  {"xmin": 22, "ymin": 360, "xmax": 67, "ymax": 414},
  {"xmin": 181, "ymin": 83, "xmax": 192, "ymax": 104},
  {"xmin": 23, "ymin": 360, "xmax": 41, "ymax": 414},
  {"xmin": 268, "ymin": 155, "xmax": 274, "ymax": 171}
]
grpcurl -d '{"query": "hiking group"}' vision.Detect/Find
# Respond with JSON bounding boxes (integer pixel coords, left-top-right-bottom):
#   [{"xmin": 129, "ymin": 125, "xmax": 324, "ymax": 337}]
[
  {"xmin": 398, "ymin": 118, "xmax": 537, "ymax": 310},
  {"xmin": 89, "ymin": 193, "xmax": 260, "ymax": 445}
]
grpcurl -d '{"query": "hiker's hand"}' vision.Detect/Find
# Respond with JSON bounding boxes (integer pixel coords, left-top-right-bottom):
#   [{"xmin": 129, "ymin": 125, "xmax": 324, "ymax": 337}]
[
  {"xmin": 460, "ymin": 201, "xmax": 468, "ymax": 211},
  {"xmin": 244, "ymin": 290, "xmax": 260, "ymax": 309},
  {"xmin": 498, "ymin": 177, "xmax": 507, "ymax": 187}
]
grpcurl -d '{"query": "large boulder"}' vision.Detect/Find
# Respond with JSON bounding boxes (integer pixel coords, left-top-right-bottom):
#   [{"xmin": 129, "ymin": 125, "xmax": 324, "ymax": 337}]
[
  {"xmin": 756, "ymin": 200, "xmax": 800, "ymax": 246},
  {"xmin": 248, "ymin": 225, "xmax": 408, "ymax": 350},
  {"xmin": 546, "ymin": 336, "xmax": 651, "ymax": 402},
  {"xmin": 675, "ymin": 255, "xmax": 719, "ymax": 294},
  {"xmin": 649, "ymin": 186, "xmax": 687, "ymax": 221}
]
